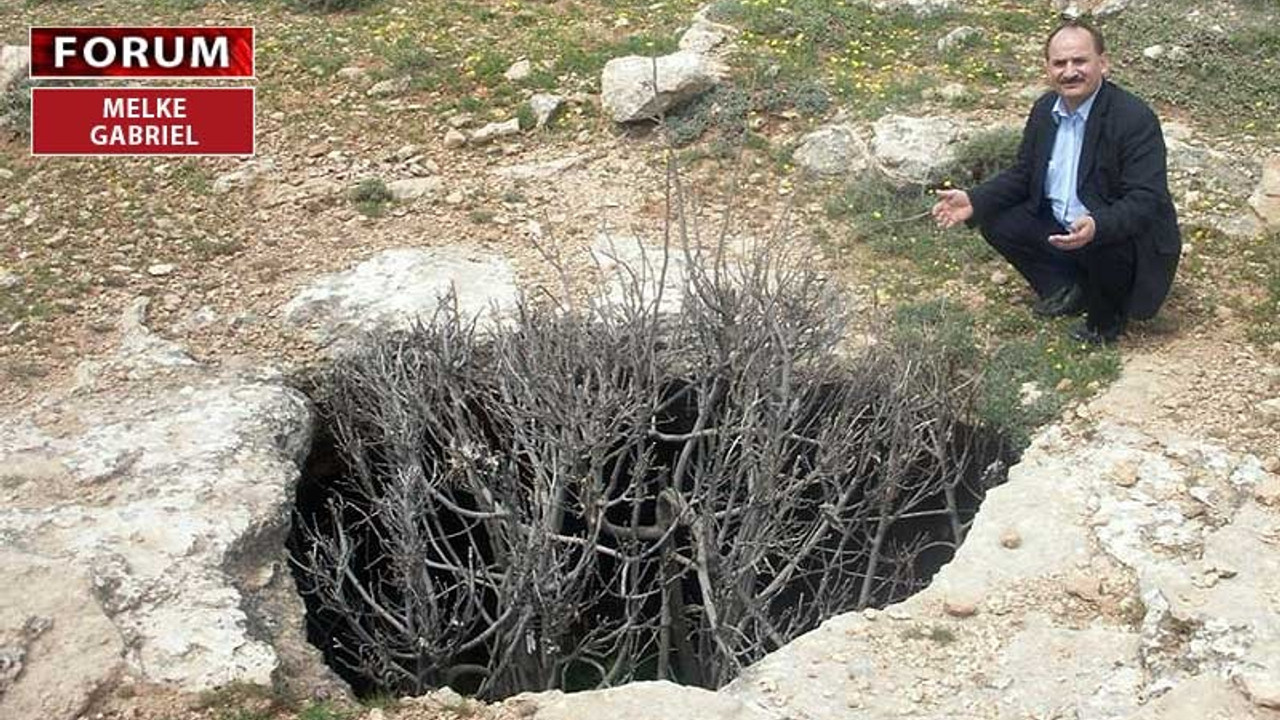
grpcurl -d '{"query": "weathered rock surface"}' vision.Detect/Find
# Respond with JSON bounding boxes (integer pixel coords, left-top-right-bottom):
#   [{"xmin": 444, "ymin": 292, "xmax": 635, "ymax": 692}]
[
  {"xmin": 281, "ymin": 247, "xmax": 519, "ymax": 351},
  {"xmin": 591, "ymin": 233, "xmax": 688, "ymax": 315},
  {"xmin": 793, "ymin": 123, "xmax": 873, "ymax": 177},
  {"xmin": 528, "ymin": 93, "xmax": 565, "ymax": 129},
  {"xmin": 530, "ymin": 682, "xmax": 775, "ymax": 720},
  {"xmin": 1250, "ymin": 155, "xmax": 1280, "ymax": 231},
  {"xmin": 0, "ymin": 299, "xmax": 334, "ymax": 720},
  {"xmin": 871, "ymin": 115, "xmax": 965, "ymax": 186},
  {"xmin": 386, "ymin": 176, "xmax": 443, "ymax": 202},
  {"xmin": 601, "ymin": 51, "xmax": 724, "ymax": 123}
]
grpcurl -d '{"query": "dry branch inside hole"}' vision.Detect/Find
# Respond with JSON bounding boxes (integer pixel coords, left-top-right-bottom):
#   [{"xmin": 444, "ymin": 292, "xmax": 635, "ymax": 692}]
[{"xmin": 288, "ymin": 229, "xmax": 1013, "ymax": 700}]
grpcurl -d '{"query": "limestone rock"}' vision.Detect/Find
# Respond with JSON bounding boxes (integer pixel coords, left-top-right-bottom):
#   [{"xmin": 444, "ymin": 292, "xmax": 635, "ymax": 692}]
[
  {"xmin": 528, "ymin": 93, "xmax": 565, "ymax": 129},
  {"xmin": 601, "ymin": 51, "xmax": 724, "ymax": 123},
  {"xmin": 0, "ymin": 45, "xmax": 29, "ymax": 93},
  {"xmin": 0, "ymin": 302, "xmax": 330, "ymax": 712},
  {"xmin": 592, "ymin": 233, "xmax": 689, "ymax": 315},
  {"xmin": 471, "ymin": 118, "xmax": 521, "ymax": 144},
  {"xmin": 1249, "ymin": 155, "xmax": 1280, "ymax": 231},
  {"xmin": 367, "ymin": 75, "xmax": 411, "ymax": 98},
  {"xmin": 281, "ymin": 247, "xmax": 519, "ymax": 350},
  {"xmin": 678, "ymin": 14, "xmax": 736, "ymax": 56},
  {"xmin": 504, "ymin": 59, "xmax": 533, "ymax": 82},
  {"xmin": 871, "ymin": 115, "xmax": 964, "ymax": 186},
  {"xmin": 265, "ymin": 177, "xmax": 343, "ymax": 209},
  {"xmin": 937, "ymin": 27, "xmax": 982, "ymax": 54},
  {"xmin": 534, "ymin": 682, "xmax": 775, "ymax": 720},
  {"xmin": 793, "ymin": 124, "xmax": 872, "ymax": 177},
  {"xmin": 386, "ymin": 176, "xmax": 443, "ymax": 202}
]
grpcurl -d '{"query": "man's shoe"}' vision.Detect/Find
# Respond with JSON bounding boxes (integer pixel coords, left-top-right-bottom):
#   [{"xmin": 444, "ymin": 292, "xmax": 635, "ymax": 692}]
[
  {"xmin": 1070, "ymin": 319, "xmax": 1125, "ymax": 346},
  {"xmin": 1033, "ymin": 283, "xmax": 1085, "ymax": 318}
]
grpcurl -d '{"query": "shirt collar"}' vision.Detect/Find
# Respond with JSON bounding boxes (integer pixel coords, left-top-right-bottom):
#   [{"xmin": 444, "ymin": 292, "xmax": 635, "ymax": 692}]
[{"xmin": 1052, "ymin": 83, "xmax": 1102, "ymax": 123}]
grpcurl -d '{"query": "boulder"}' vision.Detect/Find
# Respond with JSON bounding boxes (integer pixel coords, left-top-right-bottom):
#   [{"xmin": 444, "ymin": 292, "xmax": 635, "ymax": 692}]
[
  {"xmin": 281, "ymin": 247, "xmax": 519, "ymax": 351},
  {"xmin": 793, "ymin": 123, "xmax": 873, "ymax": 177},
  {"xmin": 601, "ymin": 51, "xmax": 724, "ymax": 123},
  {"xmin": 871, "ymin": 114, "xmax": 964, "ymax": 186}
]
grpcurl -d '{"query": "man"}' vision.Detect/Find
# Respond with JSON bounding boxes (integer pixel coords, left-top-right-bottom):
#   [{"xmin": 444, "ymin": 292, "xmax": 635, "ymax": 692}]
[{"xmin": 932, "ymin": 19, "xmax": 1180, "ymax": 344}]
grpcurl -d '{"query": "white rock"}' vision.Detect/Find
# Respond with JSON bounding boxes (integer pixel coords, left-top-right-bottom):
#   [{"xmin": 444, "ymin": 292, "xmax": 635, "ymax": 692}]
[
  {"xmin": 938, "ymin": 27, "xmax": 981, "ymax": 54},
  {"xmin": 146, "ymin": 263, "xmax": 176, "ymax": 277},
  {"xmin": 470, "ymin": 118, "xmax": 521, "ymax": 144},
  {"xmin": 281, "ymin": 247, "xmax": 519, "ymax": 351},
  {"xmin": 793, "ymin": 124, "xmax": 872, "ymax": 177},
  {"xmin": 386, "ymin": 177, "xmax": 443, "ymax": 202},
  {"xmin": 504, "ymin": 59, "xmax": 533, "ymax": 82},
  {"xmin": 528, "ymin": 93, "xmax": 565, "ymax": 129},
  {"xmin": 601, "ymin": 51, "xmax": 724, "ymax": 123},
  {"xmin": 872, "ymin": 115, "xmax": 964, "ymax": 186},
  {"xmin": 1249, "ymin": 155, "xmax": 1280, "ymax": 231}
]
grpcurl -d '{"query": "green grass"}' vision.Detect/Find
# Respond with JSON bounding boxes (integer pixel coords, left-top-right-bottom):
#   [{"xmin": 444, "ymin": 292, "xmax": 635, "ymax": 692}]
[
  {"xmin": 893, "ymin": 299, "xmax": 1121, "ymax": 452},
  {"xmin": 1099, "ymin": 0, "xmax": 1280, "ymax": 137}
]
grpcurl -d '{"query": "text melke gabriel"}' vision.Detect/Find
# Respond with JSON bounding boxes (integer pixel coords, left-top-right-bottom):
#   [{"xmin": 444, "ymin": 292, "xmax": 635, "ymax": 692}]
[{"xmin": 92, "ymin": 96, "xmax": 199, "ymax": 146}]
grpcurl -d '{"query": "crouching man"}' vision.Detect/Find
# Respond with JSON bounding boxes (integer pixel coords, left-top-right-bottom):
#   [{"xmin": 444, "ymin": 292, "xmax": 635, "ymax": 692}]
[{"xmin": 931, "ymin": 18, "xmax": 1180, "ymax": 344}]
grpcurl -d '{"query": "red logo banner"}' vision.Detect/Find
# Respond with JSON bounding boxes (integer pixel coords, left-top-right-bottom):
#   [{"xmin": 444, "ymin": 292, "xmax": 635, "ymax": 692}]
[
  {"xmin": 30, "ymin": 27, "xmax": 254, "ymax": 78},
  {"xmin": 31, "ymin": 87, "xmax": 255, "ymax": 156}
]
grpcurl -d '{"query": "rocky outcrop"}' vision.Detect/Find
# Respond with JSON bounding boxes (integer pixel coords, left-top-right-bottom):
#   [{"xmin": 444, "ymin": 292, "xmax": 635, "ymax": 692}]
[
  {"xmin": 281, "ymin": 247, "xmax": 519, "ymax": 351},
  {"xmin": 601, "ymin": 51, "xmax": 724, "ymax": 123},
  {"xmin": 0, "ymin": 299, "xmax": 335, "ymax": 720}
]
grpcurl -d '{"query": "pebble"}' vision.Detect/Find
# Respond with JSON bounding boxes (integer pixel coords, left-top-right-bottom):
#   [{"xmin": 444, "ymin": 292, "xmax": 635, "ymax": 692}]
[
  {"xmin": 990, "ymin": 269, "xmax": 1009, "ymax": 286},
  {"xmin": 999, "ymin": 528, "xmax": 1022, "ymax": 549},
  {"xmin": 1263, "ymin": 456, "xmax": 1280, "ymax": 473},
  {"xmin": 943, "ymin": 597, "xmax": 979, "ymax": 618},
  {"xmin": 444, "ymin": 129, "xmax": 467, "ymax": 149},
  {"xmin": 146, "ymin": 263, "xmax": 176, "ymax": 277}
]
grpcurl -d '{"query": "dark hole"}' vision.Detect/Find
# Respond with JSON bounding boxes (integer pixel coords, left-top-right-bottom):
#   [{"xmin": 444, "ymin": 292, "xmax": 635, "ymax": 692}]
[{"xmin": 288, "ymin": 359, "xmax": 1015, "ymax": 700}]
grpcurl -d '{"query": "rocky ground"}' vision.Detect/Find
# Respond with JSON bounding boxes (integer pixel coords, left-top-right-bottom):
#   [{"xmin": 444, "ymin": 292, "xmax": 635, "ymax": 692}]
[{"xmin": 3, "ymin": 0, "xmax": 1280, "ymax": 719}]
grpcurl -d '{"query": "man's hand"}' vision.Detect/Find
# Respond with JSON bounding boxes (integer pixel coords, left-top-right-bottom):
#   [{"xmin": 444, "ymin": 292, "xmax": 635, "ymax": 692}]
[
  {"xmin": 1048, "ymin": 215, "xmax": 1096, "ymax": 251},
  {"xmin": 931, "ymin": 189, "xmax": 973, "ymax": 229}
]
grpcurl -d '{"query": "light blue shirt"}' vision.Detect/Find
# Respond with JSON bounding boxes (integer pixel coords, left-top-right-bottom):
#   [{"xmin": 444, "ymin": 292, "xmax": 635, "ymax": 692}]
[{"xmin": 1044, "ymin": 87, "xmax": 1100, "ymax": 227}]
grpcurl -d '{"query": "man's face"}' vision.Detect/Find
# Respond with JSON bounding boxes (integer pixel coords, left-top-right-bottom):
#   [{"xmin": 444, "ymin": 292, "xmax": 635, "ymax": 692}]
[{"xmin": 1045, "ymin": 27, "xmax": 1108, "ymax": 109}]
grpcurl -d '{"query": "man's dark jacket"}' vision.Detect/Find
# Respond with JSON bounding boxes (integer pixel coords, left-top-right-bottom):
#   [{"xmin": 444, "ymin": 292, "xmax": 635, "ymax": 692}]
[{"xmin": 968, "ymin": 80, "xmax": 1180, "ymax": 320}]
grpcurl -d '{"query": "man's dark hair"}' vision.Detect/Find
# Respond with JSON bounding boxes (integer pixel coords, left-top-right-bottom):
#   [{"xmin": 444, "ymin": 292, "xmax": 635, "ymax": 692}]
[{"xmin": 1044, "ymin": 18, "xmax": 1106, "ymax": 58}]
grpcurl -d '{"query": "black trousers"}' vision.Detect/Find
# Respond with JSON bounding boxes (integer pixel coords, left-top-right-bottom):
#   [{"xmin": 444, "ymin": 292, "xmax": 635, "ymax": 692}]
[{"xmin": 978, "ymin": 203, "xmax": 1136, "ymax": 330}]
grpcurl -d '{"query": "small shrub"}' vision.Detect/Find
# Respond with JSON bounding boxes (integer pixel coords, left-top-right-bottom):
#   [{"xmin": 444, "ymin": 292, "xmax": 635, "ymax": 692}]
[
  {"xmin": 1, "ymin": 79, "xmax": 35, "ymax": 139},
  {"xmin": 942, "ymin": 128, "xmax": 1022, "ymax": 187},
  {"xmin": 350, "ymin": 179, "xmax": 393, "ymax": 217}
]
